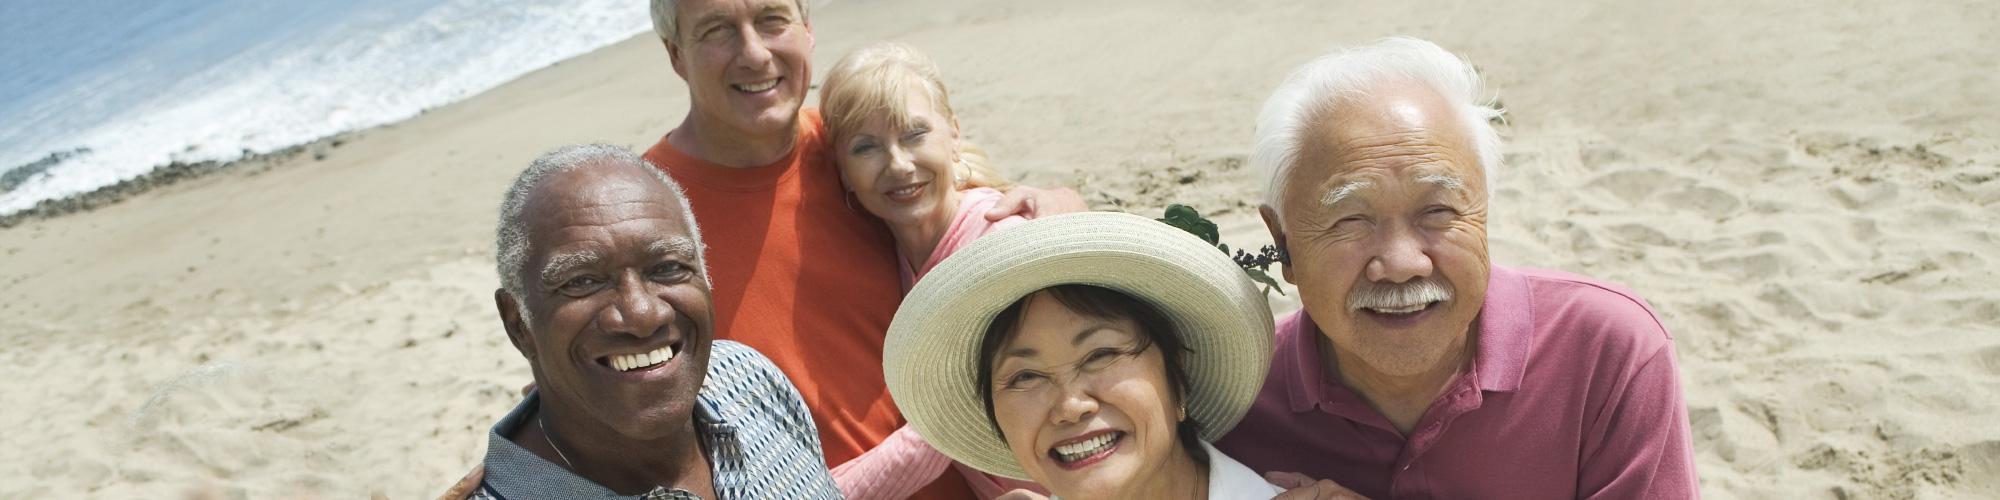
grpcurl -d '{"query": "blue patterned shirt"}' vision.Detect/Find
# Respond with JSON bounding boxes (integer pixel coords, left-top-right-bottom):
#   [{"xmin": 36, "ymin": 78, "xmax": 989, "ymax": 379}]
[{"xmin": 473, "ymin": 340, "xmax": 841, "ymax": 500}]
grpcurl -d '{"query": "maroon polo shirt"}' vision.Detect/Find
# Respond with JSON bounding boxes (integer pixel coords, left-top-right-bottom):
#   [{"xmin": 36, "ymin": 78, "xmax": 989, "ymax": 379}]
[{"xmin": 1216, "ymin": 265, "xmax": 1699, "ymax": 499}]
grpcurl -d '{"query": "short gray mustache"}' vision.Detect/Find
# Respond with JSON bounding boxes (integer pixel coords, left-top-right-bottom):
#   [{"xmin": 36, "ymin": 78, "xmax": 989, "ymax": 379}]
[{"xmin": 1348, "ymin": 279, "xmax": 1453, "ymax": 310}]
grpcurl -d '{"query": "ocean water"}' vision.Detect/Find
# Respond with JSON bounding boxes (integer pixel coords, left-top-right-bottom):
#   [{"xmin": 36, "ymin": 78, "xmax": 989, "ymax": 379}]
[{"xmin": 0, "ymin": 0, "xmax": 654, "ymax": 216}]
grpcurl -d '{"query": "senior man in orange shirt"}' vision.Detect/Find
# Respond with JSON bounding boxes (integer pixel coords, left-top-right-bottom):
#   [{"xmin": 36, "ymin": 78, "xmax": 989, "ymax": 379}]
[{"xmin": 636, "ymin": 1, "xmax": 1082, "ymax": 499}]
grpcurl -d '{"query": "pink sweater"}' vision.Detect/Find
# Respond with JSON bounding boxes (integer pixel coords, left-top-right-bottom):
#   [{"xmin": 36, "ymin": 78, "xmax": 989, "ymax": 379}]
[{"xmin": 833, "ymin": 187, "xmax": 1036, "ymax": 499}]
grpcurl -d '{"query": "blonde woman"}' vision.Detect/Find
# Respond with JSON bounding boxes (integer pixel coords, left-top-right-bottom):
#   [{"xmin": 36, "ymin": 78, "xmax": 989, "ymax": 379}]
[
  {"xmin": 817, "ymin": 42, "xmax": 1037, "ymax": 499},
  {"xmin": 821, "ymin": 42, "xmax": 1022, "ymax": 288}
]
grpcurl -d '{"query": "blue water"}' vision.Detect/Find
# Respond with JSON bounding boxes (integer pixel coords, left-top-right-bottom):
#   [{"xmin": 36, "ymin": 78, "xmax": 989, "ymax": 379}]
[{"xmin": 0, "ymin": 0, "xmax": 654, "ymax": 215}]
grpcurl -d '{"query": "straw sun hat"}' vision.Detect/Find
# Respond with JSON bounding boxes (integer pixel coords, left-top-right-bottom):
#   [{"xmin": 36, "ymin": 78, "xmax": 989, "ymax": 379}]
[{"xmin": 883, "ymin": 211, "xmax": 1276, "ymax": 479}]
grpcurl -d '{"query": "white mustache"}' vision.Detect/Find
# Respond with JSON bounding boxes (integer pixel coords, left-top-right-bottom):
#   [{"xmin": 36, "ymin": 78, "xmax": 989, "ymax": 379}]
[{"xmin": 1347, "ymin": 279, "xmax": 1453, "ymax": 311}]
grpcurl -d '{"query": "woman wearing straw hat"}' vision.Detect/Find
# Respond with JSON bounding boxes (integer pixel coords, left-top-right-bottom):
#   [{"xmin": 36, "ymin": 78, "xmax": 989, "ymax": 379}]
[{"xmin": 885, "ymin": 212, "xmax": 1292, "ymax": 499}]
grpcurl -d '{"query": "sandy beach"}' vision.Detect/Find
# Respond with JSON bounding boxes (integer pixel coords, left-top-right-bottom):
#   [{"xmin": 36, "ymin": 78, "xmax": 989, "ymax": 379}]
[{"xmin": 2, "ymin": 0, "xmax": 1996, "ymax": 498}]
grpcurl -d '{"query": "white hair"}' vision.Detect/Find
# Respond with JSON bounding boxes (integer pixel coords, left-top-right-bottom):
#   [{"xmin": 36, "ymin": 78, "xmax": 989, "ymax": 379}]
[
  {"xmin": 1253, "ymin": 37, "xmax": 1505, "ymax": 216},
  {"xmin": 494, "ymin": 143, "xmax": 706, "ymax": 315},
  {"xmin": 651, "ymin": 0, "xmax": 811, "ymax": 43}
]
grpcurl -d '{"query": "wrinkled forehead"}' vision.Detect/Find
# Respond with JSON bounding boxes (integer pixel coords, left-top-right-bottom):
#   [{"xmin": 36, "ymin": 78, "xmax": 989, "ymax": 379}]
[
  {"xmin": 1292, "ymin": 83, "xmax": 1483, "ymax": 184},
  {"xmin": 523, "ymin": 163, "xmax": 692, "ymax": 243},
  {"xmin": 677, "ymin": 0, "xmax": 803, "ymax": 32}
]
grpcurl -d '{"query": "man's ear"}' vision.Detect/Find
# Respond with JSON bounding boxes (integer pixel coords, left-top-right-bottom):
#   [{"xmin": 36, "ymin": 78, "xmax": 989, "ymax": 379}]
[
  {"xmin": 664, "ymin": 38, "xmax": 688, "ymax": 80},
  {"xmin": 496, "ymin": 289, "xmax": 536, "ymax": 361},
  {"xmin": 1259, "ymin": 204, "xmax": 1293, "ymax": 284}
]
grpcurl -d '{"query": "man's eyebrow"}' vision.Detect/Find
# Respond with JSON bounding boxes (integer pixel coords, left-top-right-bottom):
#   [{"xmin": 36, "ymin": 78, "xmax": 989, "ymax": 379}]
[
  {"xmin": 647, "ymin": 237, "xmax": 699, "ymax": 259},
  {"xmin": 758, "ymin": 4, "xmax": 794, "ymax": 16},
  {"xmin": 1318, "ymin": 180, "xmax": 1374, "ymax": 208},
  {"xmin": 539, "ymin": 249, "xmax": 601, "ymax": 287},
  {"xmin": 1416, "ymin": 172, "xmax": 1470, "ymax": 197},
  {"xmin": 687, "ymin": 12, "xmax": 730, "ymax": 34}
]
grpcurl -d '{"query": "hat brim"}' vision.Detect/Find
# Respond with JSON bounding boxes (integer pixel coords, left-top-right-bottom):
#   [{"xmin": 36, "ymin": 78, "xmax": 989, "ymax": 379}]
[{"xmin": 883, "ymin": 211, "xmax": 1275, "ymax": 479}]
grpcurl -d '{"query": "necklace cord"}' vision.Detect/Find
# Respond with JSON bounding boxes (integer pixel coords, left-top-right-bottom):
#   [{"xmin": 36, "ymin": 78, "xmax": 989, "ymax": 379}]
[{"xmin": 538, "ymin": 416, "xmax": 578, "ymax": 471}]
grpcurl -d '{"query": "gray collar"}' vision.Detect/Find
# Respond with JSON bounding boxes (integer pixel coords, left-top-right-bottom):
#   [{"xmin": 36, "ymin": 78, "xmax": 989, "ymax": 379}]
[{"xmin": 480, "ymin": 392, "xmax": 734, "ymax": 499}]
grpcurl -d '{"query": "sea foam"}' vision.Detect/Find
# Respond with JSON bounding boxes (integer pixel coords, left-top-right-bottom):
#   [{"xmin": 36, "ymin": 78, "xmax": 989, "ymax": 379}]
[{"xmin": 0, "ymin": 0, "xmax": 653, "ymax": 216}]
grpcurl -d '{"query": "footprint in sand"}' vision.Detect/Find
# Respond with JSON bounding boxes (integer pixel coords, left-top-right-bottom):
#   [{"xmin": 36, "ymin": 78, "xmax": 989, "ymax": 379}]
[
  {"xmin": 129, "ymin": 362, "xmax": 338, "ymax": 475},
  {"xmin": 1584, "ymin": 168, "xmax": 1688, "ymax": 205},
  {"xmin": 1606, "ymin": 222, "xmax": 1677, "ymax": 247},
  {"xmin": 1666, "ymin": 185, "xmax": 1743, "ymax": 220},
  {"xmin": 1962, "ymin": 440, "xmax": 2000, "ymax": 493},
  {"xmin": 1826, "ymin": 178, "xmax": 1899, "ymax": 210},
  {"xmin": 1700, "ymin": 250, "xmax": 1787, "ymax": 281}
]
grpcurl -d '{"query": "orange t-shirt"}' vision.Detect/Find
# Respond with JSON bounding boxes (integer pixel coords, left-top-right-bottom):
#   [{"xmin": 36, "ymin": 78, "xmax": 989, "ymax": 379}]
[{"xmin": 643, "ymin": 109, "xmax": 974, "ymax": 500}]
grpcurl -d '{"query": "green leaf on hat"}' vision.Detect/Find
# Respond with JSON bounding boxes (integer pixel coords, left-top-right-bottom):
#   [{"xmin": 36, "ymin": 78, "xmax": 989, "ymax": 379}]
[
  {"xmin": 1157, "ymin": 204, "xmax": 1288, "ymax": 297},
  {"xmin": 1157, "ymin": 204, "xmax": 1220, "ymax": 246},
  {"xmin": 1246, "ymin": 268, "xmax": 1287, "ymax": 296}
]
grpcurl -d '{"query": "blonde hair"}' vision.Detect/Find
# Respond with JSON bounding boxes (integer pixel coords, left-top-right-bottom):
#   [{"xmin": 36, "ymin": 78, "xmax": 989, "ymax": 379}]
[{"xmin": 820, "ymin": 42, "xmax": 1012, "ymax": 191}]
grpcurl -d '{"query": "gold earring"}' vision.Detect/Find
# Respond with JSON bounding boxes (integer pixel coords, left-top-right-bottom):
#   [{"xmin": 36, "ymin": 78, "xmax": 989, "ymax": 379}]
[{"xmin": 1178, "ymin": 404, "xmax": 1187, "ymax": 422}]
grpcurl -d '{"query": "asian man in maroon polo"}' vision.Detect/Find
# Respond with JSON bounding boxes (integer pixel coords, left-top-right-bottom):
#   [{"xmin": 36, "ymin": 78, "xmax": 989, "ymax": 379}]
[
  {"xmin": 1215, "ymin": 37, "xmax": 1699, "ymax": 498},
  {"xmin": 639, "ymin": 1, "xmax": 1081, "ymax": 499}
]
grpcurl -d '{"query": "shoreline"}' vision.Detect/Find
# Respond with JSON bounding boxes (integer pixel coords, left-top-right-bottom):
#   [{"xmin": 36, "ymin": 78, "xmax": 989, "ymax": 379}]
[{"xmin": 0, "ymin": 131, "xmax": 363, "ymax": 229}]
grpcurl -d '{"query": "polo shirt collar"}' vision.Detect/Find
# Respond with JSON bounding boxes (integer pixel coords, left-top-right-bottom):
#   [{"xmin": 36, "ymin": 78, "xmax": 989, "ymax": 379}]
[
  {"xmin": 482, "ymin": 391, "xmax": 731, "ymax": 499},
  {"xmin": 1281, "ymin": 264, "xmax": 1534, "ymax": 413}
]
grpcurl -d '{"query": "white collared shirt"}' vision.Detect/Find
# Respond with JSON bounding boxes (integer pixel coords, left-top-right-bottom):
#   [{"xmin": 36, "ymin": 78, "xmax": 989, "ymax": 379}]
[
  {"xmin": 1044, "ymin": 441, "xmax": 1284, "ymax": 500},
  {"xmin": 1204, "ymin": 441, "xmax": 1285, "ymax": 500}
]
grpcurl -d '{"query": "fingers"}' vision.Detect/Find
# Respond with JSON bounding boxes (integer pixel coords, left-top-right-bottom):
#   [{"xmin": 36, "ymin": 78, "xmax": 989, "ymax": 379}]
[
  {"xmin": 437, "ymin": 465, "xmax": 484, "ymax": 500},
  {"xmin": 1266, "ymin": 471, "xmax": 1369, "ymax": 500},
  {"xmin": 1040, "ymin": 187, "xmax": 1087, "ymax": 214},
  {"xmin": 1264, "ymin": 470, "xmax": 1317, "ymax": 488},
  {"xmin": 994, "ymin": 489, "xmax": 1051, "ymax": 500},
  {"xmin": 986, "ymin": 186, "xmax": 1087, "ymax": 221},
  {"xmin": 985, "ymin": 189, "xmax": 1035, "ymax": 221}
]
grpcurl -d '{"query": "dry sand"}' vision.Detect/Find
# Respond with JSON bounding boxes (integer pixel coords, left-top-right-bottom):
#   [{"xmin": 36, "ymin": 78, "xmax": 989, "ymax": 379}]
[{"xmin": 1, "ymin": 0, "xmax": 1995, "ymax": 498}]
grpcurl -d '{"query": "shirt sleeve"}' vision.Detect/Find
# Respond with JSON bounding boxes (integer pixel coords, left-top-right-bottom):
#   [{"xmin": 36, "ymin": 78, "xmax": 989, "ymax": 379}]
[
  {"xmin": 829, "ymin": 424, "xmax": 953, "ymax": 500},
  {"xmin": 1577, "ymin": 343, "xmax": 1701, "ymax": 498},
  {"xmin": 953, "ymin": 462, "xmax": 1048, "ymax": 499}
]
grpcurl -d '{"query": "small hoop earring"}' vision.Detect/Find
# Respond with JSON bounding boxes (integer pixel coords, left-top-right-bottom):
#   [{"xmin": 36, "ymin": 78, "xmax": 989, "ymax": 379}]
[{"xmin": 844, "ymin": 190, "xmax": 862, "ymax": 212}]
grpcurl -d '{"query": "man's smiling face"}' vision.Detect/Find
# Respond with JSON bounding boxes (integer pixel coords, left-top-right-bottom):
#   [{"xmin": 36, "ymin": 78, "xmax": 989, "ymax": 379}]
[
  {"xmin": 504, "ymin": 162, "xmax": 714, "ymax": 440},
  {"xmin": 1274, "ymin": 81, "xmax": 1492, "ymax": 379},
  {"xmin": 666, "ymin": 0, "xmax": 814, "ymax": 141}
]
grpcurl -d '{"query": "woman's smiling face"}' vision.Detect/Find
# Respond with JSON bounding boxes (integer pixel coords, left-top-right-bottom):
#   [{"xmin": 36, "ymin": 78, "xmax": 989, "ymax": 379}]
[
  {"xmin": 988, "ymin": 291, "xmax": 1184, "ymax": 499},
  {"xmin": 833, "ymin": 89, "xmax": 961, "ymax": 229}
]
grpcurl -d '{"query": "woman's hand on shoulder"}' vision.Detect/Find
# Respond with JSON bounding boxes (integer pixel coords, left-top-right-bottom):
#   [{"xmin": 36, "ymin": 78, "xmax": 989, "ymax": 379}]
[
  {"xmin": 994, "ymin": 488, "xmax": 1052, "ymax": 500},
  {"xmin": 1267, "ymin": 471, "xmax": 1368, "ymax": 500},
  {"xmin": 985, "ymin": 185, "xmax": 1086, "ymax": 221}
]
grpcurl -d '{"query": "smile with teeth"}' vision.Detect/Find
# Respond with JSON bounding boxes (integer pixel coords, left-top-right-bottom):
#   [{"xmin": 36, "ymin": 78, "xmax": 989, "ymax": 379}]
[
  {"xmin": 1365, "ymin": 302, "xmax": 1435, "ymax": 315},
  {"xmin": 733, "ymin": 78, "xmax": 781, "ymax": 92},
  {"xmin": 1051, "ymin": 431, "xmax": 1122, "ymax": 464},
  {"xmin": 607, "ymin": 344, "xmax": 676, "ymax": 372},
  {"xmin": 885, "ymin": 182, "xmax": 926, "ymax": 200}
]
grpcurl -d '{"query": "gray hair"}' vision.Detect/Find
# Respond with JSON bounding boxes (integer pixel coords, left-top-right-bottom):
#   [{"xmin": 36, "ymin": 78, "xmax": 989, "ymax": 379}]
[
  {"xmin": 1253, "ymin": 37, "xmax": 1505, "ymax": 216},
  {"xmin": 650, "ymin": 0, "xmax": 811, "ymax": 43},
  {"xmin": 495, "ymin": 143, "xmax": 706, "ymax": 312}
]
